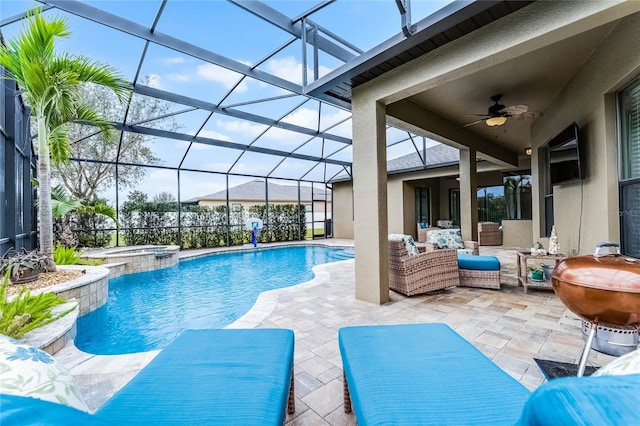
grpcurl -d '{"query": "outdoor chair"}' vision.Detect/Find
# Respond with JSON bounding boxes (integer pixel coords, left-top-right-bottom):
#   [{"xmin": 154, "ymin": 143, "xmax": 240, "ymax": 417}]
[
  {"xmin": 478, "ymin": 221, "xmax": 503, "ymax": 246},
  {"xmin": 1, "ymin": 329, "xmax": 295, "ymax": 425},
  {"xmin": 338, "ymin": 323, "xmax": 640, "ymax": 426},
  {"xmin": 416, "ymin": 223, "xmax": 443, "ymax": 243},
  {"xmin": 425, "ymin": 228, "xmax": 479, "ymax": 255},
  {"xmin": 388, "ymin": 235, "xmax": 459, "ymax": 296}
]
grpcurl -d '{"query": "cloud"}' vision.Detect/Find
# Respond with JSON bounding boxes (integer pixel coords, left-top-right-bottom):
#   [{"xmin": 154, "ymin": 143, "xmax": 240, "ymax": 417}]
[
  {"xmin": 229, "ymin": 161, "xmax": 275, "ymax": 175},
  {"xmin": 196, "ymin": 64, "xmax": 249, "ymax": 92},
  {"xmin": 216, "ymin": 119, "xmax": 267, "ymax": 139},
  {"xmin": 198, "ymin": 129, "xmax": 232, "ymax": 142},
  {"xmin": 264, "ymin": 56, "xmax": 332, "ymax": 85},
  {"xmin": 162, "ymin": 57, "xmax": 186, "ymax": 66}
]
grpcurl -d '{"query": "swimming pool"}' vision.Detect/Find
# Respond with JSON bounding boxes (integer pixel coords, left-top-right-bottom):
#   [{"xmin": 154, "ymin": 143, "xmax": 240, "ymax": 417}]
[{"xmin": 75, "ymin": 246, "xmax": 353, "ymax": 355}]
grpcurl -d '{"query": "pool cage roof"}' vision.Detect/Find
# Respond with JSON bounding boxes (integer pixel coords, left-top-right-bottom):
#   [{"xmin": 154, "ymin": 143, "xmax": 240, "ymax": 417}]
[{"xmin": 1, "ymin": 0, "xmax": 454, "ymax": 201}]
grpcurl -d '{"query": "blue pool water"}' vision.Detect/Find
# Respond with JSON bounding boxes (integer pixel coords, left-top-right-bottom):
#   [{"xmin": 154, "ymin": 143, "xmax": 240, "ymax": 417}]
[{"xmin": 76, "ymin": 246, "xmax": 353, "ymax": 355}]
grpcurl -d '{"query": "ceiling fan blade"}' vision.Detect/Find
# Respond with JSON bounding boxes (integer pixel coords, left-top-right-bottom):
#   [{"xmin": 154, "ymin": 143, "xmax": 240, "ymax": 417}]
[
  {"xmin": 503, "ymin": 104, "xmax": 529, "ymax": 115},
  {"xmin": 522, "ymin": 110, "xmax": 543, "ymax": 119},
  {"xmin": 463, "ymin": 119, "xmax": 485, "ymax": 127}
]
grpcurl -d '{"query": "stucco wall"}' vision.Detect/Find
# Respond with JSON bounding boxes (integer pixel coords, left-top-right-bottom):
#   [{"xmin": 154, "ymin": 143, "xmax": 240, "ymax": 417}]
[
  {"xmin": 502, "ymin": 220, "xmax": 533, "ymax": 248},
  {"xmin": 531, "ymin": 12, "xmax": 640, "ymax": 255},
  {"xmin": 333, "ymin": 182, "xmax": 354, "ymax": 239}
]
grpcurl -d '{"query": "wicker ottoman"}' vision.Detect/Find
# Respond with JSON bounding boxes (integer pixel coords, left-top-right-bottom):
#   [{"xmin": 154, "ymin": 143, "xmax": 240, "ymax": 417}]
[{"xmin": 458, "ymin": 254, "xmax": 501, "ymax": 289}]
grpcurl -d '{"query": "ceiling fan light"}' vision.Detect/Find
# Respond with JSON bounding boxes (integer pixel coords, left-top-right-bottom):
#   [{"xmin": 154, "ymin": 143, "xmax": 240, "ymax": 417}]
[{"xmin": 486, "ymin": 116, "xmax": 507, "ymax": 127}]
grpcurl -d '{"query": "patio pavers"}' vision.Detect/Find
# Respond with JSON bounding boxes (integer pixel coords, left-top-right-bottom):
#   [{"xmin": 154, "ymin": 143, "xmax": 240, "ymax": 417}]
[{"xmin": 55, "ymin": 242, "xmax": 618, "ymax": 424}]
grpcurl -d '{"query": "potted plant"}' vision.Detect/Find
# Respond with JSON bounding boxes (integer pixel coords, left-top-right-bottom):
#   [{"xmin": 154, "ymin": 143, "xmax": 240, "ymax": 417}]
[
  {"xmin": 530, "ymin": 241, "xmax": 547, "ymax": 255},
  {"xmin": 527, "ymin": 265, "xmax": 544, "ymax": 281},
  {"xmin": 0, "ymin": 248, "xmax": 48, "ymax": 284}
]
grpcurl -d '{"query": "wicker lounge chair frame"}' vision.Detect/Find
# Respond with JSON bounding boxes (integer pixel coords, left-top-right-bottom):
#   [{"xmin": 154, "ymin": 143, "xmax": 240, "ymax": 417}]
[
  {"xmin": 478, "ymin": 221, "xmax": 502, "ymax": 246},
  {"xmin": 388, "ymin": 238, "xmax": 459, "ymax": 295}
]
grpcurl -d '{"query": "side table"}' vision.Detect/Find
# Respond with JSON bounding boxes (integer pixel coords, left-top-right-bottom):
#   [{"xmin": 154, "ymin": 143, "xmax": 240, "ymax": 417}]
[{"xmin": 516, "ymin": 251, "xmax": 566, "ymax": 293}]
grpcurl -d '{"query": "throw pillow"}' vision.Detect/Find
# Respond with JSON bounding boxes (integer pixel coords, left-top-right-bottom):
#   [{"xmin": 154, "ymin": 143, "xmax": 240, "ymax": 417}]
[
  {"xmin": 404, "ymin": 235, "xmax": 420, "ymax": 256},
  {"xmin": 0, "ymin": 335, "xmax": 89, "ymax": 412},
  {"xmin": 427, "ymin": 229, "xmax": 465, "ymax": 250},
  {"xmin": 592, "ymin": 348, "xmax": 640, "ymax": 377}
]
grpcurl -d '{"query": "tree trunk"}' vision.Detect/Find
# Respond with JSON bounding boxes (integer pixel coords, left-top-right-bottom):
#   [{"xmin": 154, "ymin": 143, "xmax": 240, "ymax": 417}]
[{"xmin": 37, "ymin": 114, "xmax": 56, "ymax": 271}]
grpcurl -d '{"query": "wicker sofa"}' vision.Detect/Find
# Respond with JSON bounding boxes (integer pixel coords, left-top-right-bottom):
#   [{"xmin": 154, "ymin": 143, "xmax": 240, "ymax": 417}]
[
  {"xmin": 478, "ymin": 222, "xmax": 502, "ymax": 246},
  {"xmin": 388, "ymin": 236, "xmax": 459, "ymax": 296}
]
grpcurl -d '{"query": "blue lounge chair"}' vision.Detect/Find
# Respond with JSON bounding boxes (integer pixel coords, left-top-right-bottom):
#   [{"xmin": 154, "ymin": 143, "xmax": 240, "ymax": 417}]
[
  {"xmin": 2, "ymin": 328, "xmax": 295, "ymax": 425},
  {"xmin": 338, "ymin": 323, "xmax": 639, "ymax": 425}
]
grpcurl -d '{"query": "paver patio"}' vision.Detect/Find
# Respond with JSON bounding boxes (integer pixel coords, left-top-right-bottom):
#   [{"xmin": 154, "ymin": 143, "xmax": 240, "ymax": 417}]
[{"xmin": 54, "ymin": 241, "xmax": 617, "ymax": 425}]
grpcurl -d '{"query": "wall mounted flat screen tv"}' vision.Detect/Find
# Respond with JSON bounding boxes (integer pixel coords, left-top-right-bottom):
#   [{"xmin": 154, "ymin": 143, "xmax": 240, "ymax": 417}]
[{"xmin": 548, "ymin": 122, "xmax": 584, "ymax": 185}]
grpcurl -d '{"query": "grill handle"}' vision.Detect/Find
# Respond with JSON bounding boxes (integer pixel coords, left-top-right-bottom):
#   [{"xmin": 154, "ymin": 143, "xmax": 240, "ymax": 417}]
[{"xmin": 593, "ymin": 242, "xmax": 620, "ymax": 258}]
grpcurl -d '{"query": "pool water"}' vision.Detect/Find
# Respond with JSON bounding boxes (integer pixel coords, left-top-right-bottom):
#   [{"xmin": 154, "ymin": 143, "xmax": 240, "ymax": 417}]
[{"xmin": 75, "ymin": 246, "xmax": 353, "ymax": 355}]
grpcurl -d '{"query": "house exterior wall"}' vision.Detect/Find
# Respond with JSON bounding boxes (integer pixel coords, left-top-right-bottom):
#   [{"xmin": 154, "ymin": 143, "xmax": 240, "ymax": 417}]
[{"xmin": 531, "ymin": 11, "xmax": 640, "ymax": 255}]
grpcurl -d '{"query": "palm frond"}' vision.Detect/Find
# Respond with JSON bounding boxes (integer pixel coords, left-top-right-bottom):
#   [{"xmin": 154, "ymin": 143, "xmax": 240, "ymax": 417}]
[
  {"xmin": 51, "ymin": 55, "xmax": 129, "ymax": 102},
  {"xmin": 48, "ymin": 124, "xmax": 72, "ymax": 164}
]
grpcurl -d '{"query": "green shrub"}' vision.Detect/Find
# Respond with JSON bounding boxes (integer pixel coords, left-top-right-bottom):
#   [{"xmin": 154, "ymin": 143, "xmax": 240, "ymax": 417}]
[
  {"xmin": 53, "ymin": 243, "xmax": 103, "ymax": 266},
  {"xmin": 0, "ymin": 272, "xmax": 74, "ymax": 339},
  {"xmin": 53, "ymin": 242, "xmax": 82, "ymax": 265}
]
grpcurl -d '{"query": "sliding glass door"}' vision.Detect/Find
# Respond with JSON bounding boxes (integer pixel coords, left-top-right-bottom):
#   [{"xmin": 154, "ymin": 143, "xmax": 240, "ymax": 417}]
[{"xmin": 619, "ymin": 77, "xmax": 640, "ymax": 258}]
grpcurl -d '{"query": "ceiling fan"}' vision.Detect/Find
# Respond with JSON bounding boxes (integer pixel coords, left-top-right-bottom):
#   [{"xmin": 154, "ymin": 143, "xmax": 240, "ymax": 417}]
[{"xmin": 464, "ymin": 94, "xmax": 542, "ymax": 127}]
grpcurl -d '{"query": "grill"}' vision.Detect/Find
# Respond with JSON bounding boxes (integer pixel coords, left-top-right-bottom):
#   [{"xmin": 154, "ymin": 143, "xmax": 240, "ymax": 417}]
[
  {"xmin": 552, "ymin": 243, "xmax": 640, "ymax": 376},
  {"xmin": 580, "ymin": 321, "xmax": 638, "ymax": 357}
]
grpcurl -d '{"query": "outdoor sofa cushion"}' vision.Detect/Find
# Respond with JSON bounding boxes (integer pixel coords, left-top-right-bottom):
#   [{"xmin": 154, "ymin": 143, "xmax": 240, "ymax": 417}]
[
  {"xmin": 339, "ymin": 323, "xmax": 531, "ymax": 425},
  {"xmin": 458, "ymin": 254, "xmax": 501, "ymax": 271},
  {"xmin": 427, "ymin": 229, "xmax": 465, "ymax": 249}
]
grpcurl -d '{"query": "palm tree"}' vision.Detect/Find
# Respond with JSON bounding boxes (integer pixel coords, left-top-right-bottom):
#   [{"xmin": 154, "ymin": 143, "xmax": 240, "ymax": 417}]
[
  {"xmin": 0, "ymin": 9, "xmax": 128, "ymax": 269},
  {"xmin": 50, "ymin": 185, "xmax": 118, "ymax": 248}
]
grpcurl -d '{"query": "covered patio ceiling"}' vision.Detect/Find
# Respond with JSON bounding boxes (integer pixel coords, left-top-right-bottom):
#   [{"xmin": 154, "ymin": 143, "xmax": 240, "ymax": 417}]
[{"xmin": 308, "ymin": 1, "xmax": 625, "ymax": 167}]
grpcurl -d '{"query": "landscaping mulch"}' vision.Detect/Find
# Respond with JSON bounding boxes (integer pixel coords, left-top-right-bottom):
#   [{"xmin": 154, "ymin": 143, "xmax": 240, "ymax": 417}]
[{"xmin": 4, "ymin": 269, "xmax": 85, "ymax": 297}]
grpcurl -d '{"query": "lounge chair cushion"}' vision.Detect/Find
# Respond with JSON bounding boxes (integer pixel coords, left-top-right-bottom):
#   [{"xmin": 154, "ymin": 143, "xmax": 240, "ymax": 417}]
[
  {"xmin": 516, "ymin": 374, "xmax": 640, "ymax": 426},
  {"xmin": 339, "ymin": 323, "xmax": 531, "ymax": 425},
  {"xmin": 96, "ymin": 328, "xmax": 294, "ymax": 425},
  {"xmin": 0, "ymin": 394, "xmax": 108, "ymax": 426},
  {"xmin": 458, "ymin": 254, "xmax": 501, "ymax": 271}
]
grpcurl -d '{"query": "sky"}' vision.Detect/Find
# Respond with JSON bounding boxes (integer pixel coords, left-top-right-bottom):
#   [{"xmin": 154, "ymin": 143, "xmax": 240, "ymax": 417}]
[{"xmin": 1, "ymin": 0, "xmax": 451, "ymax": 203}]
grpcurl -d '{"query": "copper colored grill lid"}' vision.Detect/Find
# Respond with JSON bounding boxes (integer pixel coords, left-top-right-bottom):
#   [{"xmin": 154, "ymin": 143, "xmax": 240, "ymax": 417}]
[{"xmin": 552, "ymin": 255, "xmax": 640, "ymax": 293}]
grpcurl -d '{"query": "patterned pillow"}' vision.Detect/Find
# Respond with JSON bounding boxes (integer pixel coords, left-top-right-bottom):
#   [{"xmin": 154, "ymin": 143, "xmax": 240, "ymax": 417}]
[
  {"xmin": 427, "ymin": 229, "xmax": 465, "ymax": 250},
  {"xmin": 0, "ymin": 335, "xmax": 89, "ymax": 412},
  {"xmin": 389, "ymin": 234, "xmax": 420, "ymax": 256},
  {"xmin": 592, "ymin": 348, "xmax": 640, "ymax": 377},
  {"xmin": 436, "ymin": 220, "xmax": 454, "ymax": 229}
]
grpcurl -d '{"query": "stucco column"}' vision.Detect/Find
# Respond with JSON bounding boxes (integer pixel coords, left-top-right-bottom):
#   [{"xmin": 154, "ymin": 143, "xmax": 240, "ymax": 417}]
[
  {"xmin": 459, "ymin": 148, "xmax": 478, "ymax": 241},
  {"xmin": 352, "ymin": 98, "xmax": 389, "ymax": 304}
]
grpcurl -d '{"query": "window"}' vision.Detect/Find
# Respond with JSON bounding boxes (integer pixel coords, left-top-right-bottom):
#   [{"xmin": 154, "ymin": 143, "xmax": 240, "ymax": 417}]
[
  {"xmin": 619, "ymin": 77, "xmax": 640, "ymax": 257},
  {"xmin": 231, "ymin": 203, "xmax": 242, "ymax": 212},
  {"xmin": 415, "ymin": 187, "xmax": 430, "ymax": 225},
  {"xmin": 503, "ymin": 173, "xmax": 532, "ymax": 220}
]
